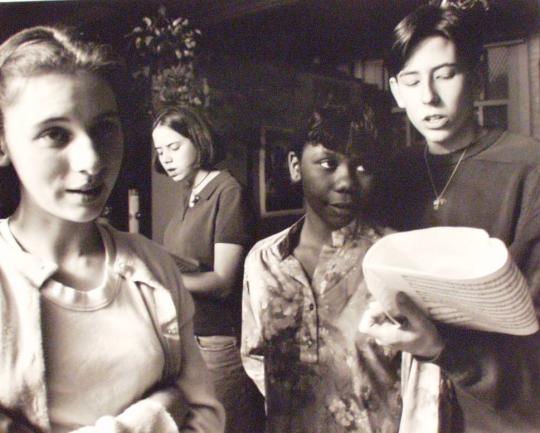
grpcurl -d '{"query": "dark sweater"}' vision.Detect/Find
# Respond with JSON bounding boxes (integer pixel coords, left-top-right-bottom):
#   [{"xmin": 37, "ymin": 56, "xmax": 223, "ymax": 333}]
[{"xmin": 384, "ymin": 129, "xmax": 540, "ymax": 433}]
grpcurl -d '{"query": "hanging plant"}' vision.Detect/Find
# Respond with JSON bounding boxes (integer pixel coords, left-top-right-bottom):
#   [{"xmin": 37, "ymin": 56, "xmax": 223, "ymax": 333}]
[
  {"xmin": 433, "ymin": 0, "xmax": 490, "ymax": 11},
  {"xmin": 126, "ymin": 6, "xmax": 206, "ymax": 112}
]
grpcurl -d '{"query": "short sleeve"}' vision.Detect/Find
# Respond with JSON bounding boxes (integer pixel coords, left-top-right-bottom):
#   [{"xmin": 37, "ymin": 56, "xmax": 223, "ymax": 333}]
[{"xmin": 214, "ymin": 183, "xmax": 253, "ymax": 247}]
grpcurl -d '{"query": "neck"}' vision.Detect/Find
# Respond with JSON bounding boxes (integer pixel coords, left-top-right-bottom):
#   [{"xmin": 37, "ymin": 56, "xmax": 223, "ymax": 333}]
[
  {"xmin": 191, "ymin": 168, "xmax": 210, "ymax": 189},
  {"xmin": 8, "ymin": 207, "xmax": 101, "ymax": 265},
  {"xmin": 427, "ymin": 119, "xmax": 479, "ymax": 155},
  {"xmin": 300, "ymin": 208, "xmax": 334, "ymax": 249}
]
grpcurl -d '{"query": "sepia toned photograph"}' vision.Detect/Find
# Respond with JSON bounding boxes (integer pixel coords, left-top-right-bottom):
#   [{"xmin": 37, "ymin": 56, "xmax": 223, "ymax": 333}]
[{"xmin": 0, "ymin": 1, "xmax": 539, "ymax": 432}]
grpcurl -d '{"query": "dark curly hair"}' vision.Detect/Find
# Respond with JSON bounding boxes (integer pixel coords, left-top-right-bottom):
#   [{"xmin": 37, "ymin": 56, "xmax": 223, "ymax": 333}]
[{"xmin": 291, "ymin": 103, "xmax": 383, "ymax": 172}]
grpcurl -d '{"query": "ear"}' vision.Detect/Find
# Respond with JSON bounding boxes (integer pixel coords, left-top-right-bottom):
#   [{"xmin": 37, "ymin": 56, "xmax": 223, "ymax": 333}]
[
  {"xmin": 288, "ymin": 151, "xmax": 302, "ymax": 183},
  {"xmin": 0, "ymin": 139, "xmax": 10, "ymax": 167},
  {"xmin": 389, "ymin": 77, "xmax": 405, "ymax": 109}
]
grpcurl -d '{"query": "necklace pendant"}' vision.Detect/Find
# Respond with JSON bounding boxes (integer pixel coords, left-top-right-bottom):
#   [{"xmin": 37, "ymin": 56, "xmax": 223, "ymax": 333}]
[{"xmin": 433, "ymin": 197, "xmax": 446, "ymax": 210}]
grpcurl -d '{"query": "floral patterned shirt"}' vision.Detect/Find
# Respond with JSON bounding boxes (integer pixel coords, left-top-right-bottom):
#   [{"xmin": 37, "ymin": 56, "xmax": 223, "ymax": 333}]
[{"xmin": 242, "ymin": 218, "xmax": 402, "ymax": 433}]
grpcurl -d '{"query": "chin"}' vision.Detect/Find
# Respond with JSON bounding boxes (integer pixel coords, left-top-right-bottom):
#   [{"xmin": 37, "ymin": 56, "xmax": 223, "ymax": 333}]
[
  {"xmin": 171, "ymin": 173, "xmax": 189, "ymax": 182},
  {"xmin": 422, "ymin": 131, "xmax": 454, "ymax": 147},
  {"xmin": 328, "ymin": 216, "xmax": 356, "ymax": 231}
]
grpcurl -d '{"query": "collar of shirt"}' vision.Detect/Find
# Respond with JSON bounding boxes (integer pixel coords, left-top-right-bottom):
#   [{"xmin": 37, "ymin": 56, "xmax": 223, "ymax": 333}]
[
  {"xmin": 193, "ymin": 170, "xmax": 228, "ymax": 202},
  {"xmin": 0, "ymin": 218, "xmax": 165, "ymax": 294},
  {"xmin": 273, "ymin": 216, "xmax": 369, "ymax": 260}
]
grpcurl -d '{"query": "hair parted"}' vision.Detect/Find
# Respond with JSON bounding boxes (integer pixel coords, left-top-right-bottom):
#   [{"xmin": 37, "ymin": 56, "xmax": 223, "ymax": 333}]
[
  {"xmin": 152, "ymin": 105, "xmax": 222, "ymax": 174},
  {"xmin": 386, "ymin": 3, "xmax": 485, "ymax": 77},
  {"xmin": 0, "ymin": 25, "xmax": 133, "ymax": 137}
]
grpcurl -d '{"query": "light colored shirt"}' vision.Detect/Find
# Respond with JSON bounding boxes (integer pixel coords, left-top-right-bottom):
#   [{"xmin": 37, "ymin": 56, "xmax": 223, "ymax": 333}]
[
  {"xmin": 0, "ymin": 219, "xmax": 225, "ymax": 433},
  {"xmin": 31, "ymin": 226, "xmax": 163, "ymax": 433},
  {"xmin": 242, "ymin": 218, "xmax": 402, "ymax": 433}
]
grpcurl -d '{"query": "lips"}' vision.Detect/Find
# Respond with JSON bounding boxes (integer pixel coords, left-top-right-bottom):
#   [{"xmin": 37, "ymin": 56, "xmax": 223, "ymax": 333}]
[
  {"xmin": 423, "ymin": 114, "xmax": 448, "ymax": 129},
  {"xmin": 328, "ymin": 202, "xmax": 356, "ymax": 214},
  {"xmin": 330, "ymin": 202, "xmax": 354, "ymax": 208},
  {"xmin": 66, "ymin": 184, "xmax": 105, "ymax": 203}
]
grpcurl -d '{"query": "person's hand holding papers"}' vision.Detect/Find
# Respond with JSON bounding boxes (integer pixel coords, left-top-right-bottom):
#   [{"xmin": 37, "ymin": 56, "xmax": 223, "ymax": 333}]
[
  {"xmin": 359, "ymin": 292, "xmax": 445, "ymax": 360},
  {"xmin": 360, "ymin": 227, "xmax": 538, "ymax": 336}
]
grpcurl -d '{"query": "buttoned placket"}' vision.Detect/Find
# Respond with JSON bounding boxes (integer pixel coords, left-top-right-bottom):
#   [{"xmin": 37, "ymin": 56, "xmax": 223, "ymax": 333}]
[{"xmin": 281, "ymin": 255, "xmax": 320, "ymax": 364}]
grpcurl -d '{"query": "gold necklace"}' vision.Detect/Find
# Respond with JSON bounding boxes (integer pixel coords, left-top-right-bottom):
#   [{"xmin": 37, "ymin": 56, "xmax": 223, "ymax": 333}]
[
  {"xmin": 188, "ymin": 171, "xmax": 212, "ymax": 208},
  {"xmin": 423, "ymin": 146, "xmax": 468, "ymax": 210}
]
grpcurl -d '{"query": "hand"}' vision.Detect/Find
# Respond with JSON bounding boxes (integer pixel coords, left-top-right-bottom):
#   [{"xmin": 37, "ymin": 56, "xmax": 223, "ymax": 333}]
[
  {"xmin": 70, "ymin": 417, "xmax": 126, "ymax": 433},
  {"xmin": 359, "ymin": 293, "xmax": 445, "ymax": 360},
  {"xmin": 147, "ymin": 387, "xmax": 188, "ymax": 428}
]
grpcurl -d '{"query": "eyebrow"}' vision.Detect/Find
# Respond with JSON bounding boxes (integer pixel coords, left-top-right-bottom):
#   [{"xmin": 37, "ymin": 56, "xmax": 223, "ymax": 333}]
[
  {"xmin": 155, "ymin": 140, "xmax": 183, "ymax": 149},
  {"xmin": 398, "ymin": 62, "xmax": 459, "ymax": 78},
  {"xmin": 35, "ymin": 110, "xmax": 120, "ymax": 128}
]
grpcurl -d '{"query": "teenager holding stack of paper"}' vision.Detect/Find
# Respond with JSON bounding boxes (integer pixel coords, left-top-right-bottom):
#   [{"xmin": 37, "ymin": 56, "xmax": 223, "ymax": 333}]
[{"xmin": 360, "ymin": 2, "xmax": 540, "ymax": 432}]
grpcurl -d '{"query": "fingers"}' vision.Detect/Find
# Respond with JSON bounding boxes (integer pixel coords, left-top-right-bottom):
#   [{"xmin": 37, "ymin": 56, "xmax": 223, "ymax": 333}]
[
  {"xmin": 95, "ymin": 417, "xmax": 125, "ymax": 433},
  {"xmin": 394, "ymin": 292, "xmax": 430, "ymax": 329},
  {"xmin": 359, "ymin": 296, "xmax": 445, "ymax": 358},
  {"xmin": 359, "ymin": 300, "xmax": 404, "ymax": 344},
  {"xmin": 359, "ymin": 300, "xmax": 394, "ymax": 331}
]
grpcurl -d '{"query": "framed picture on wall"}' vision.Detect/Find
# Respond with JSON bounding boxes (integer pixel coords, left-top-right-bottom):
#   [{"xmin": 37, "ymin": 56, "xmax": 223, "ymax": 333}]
[{"xmin": 259, "ymin": 126, "xmax": 304, "ymax": 217}]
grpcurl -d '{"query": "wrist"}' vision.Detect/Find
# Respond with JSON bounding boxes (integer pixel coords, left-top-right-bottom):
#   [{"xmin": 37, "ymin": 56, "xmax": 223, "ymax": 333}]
[{"xmin": 415, "ymin": 338, "xmax": 445, "ymax": 363}]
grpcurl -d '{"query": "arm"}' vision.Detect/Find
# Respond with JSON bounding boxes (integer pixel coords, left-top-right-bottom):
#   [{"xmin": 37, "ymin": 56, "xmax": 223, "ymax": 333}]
[
  {"xmin": 360, "ymin": 294, "xmax": 540, "ymax": 430},
  {"xmin": 172, "ymin": 320, "xmax": 226, "ymax": 433},
  {"xmin": 180, "ymin": 243, "xmax": 244, "ymax": 299},
  {"xmin": 240, "ymin": 259, "xmax": 266, "ymax": 396},
  {"xmin": 146, "ymin": 268, "xmax": 225, "ymax": 433}
]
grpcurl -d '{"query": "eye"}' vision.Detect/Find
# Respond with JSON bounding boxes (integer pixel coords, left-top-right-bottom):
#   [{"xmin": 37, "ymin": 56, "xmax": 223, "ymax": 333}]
[
  {"xmin": 319, "ymin": 159, "xmax": 337, "ymax": 170},
  {"xmin": 36, "ymin": 127, "xmax": 71, "ymax": 147},
  {"xmin": 399, "ymin": 75, "xmax": 420, "ymax": 87},
  {"xmin": 169, "ymin": 142, "xmax": 181, "ymax": 151},
  {"xmin": 435, "ymin": 67, "xmax": 457, "ymax": 80}
]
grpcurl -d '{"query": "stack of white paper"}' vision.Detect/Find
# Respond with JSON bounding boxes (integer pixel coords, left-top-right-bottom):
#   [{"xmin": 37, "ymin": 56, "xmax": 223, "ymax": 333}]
[{"xmin": 362, "ymin": 227, "xmax": 539, "ymax": 335}]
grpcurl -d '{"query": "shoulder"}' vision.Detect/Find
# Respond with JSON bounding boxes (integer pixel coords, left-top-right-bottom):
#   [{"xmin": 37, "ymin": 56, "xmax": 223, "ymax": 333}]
[
  {"xmin": 207, "ymin": 171, "xmax": 247, "ymax": 207},
  {"xmin": 479, "ymin": 130, "xmax": 540, "ymax": 166},
  {"xmin": 102, "ymin": 224, "xmax": 195, "ymax": 315},
  {"xmin": 214, "ymin": 171, "xmax": 244, "ymax": 192},
  {"xmin": 245, "ymin": 225, "xmax": 292, "ymax": 265},
  {"xmin": 106, "ymin": 224, "xmax": 170, "ymax": 261},
  {"xmin": 100, "ymin": 223, "xmax": 179, "ymax": 283}
]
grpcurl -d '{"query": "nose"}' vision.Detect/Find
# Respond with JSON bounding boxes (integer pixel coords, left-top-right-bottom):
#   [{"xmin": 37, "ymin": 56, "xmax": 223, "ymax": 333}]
[
  {"xmin": 159, "ymin": 148, "xmax": 172, "ymax": 164},
  {"xmin": 421, "ymin": 76, "xmax": 440, "ymax": 105},
  {"xmin": 70, "ymin": 132, "xmax": 104, "ymax": 176},
  {"xmin": 334, "ymin": 162, "xmax": 357, "ymax": 193}
]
